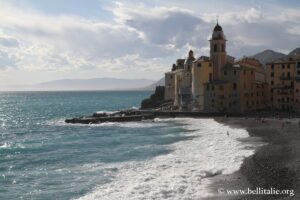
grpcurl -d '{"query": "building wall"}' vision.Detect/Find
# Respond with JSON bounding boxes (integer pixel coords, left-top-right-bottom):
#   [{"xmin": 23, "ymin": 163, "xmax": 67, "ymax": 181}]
[
  {"xmin": 192, "ymin": 60, "xmax": 213, "ymax": 110},
  {"xmin": 204, "ymin": 65, "xmax": 268, "ymax": 113},
  {"xmin": 210, "ymin": 39, "xmax": 227, "ymax": 80},
  {"xmin": 164, "ymin": 72, "xmax": 175, "ymax": 101},
  {"xmin": 294, "ymin": 80, "xmax": 300, "ymax": 112},
  {"xmin": 266, "ymin": 61, "xmax": 296, "ymax": 111},
  {"xmin": 174, "ymin": 71, "xmax": 182, "ymax": 107},
  {"xmin": 204, "ymin": 82, "xmax": 232, "ymax": 112}
]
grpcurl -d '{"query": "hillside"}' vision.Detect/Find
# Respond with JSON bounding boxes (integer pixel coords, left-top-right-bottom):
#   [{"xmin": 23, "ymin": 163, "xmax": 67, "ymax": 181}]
[
  {"xmin": 251, "ymin": 49, "xmax": 286, "ymax": 65},
  {"xmin": 0, "ymin": 78, "xmax": 156, "ymax": 91}
]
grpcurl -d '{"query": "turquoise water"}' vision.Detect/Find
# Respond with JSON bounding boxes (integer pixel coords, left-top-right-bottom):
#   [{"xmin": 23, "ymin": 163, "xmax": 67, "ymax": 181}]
[{"xmin": 0, "ymin": 91, "xmax": 192, "ymax": 200}]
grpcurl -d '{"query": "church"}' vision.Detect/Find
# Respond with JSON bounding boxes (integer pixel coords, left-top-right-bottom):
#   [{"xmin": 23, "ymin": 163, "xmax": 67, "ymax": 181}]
[{"xmin": 164, "ymin": 22, "xmax": 269, "ymax": 112}]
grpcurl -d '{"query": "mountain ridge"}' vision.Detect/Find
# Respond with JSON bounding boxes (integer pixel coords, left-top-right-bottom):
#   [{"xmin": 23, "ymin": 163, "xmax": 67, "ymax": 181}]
[{"xmin": 0, "ymin": 77, "xmax": 156, "ymax": 91}]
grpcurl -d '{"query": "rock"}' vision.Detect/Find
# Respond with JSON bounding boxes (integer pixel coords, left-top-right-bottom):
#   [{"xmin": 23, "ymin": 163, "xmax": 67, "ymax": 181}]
[{"xmin": 141, "ymin": 86, "xmax": 165, "ymax": 109}]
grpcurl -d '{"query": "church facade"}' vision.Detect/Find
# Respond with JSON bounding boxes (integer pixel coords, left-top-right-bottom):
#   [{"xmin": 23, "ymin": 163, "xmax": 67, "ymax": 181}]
[{"xmin": 164, "ymin": 22, "xmax": 269, "ymax": 112}]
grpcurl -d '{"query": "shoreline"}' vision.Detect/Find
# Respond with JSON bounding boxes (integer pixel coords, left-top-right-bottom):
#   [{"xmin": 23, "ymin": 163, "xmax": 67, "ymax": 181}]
[{"xmin": 209, "ymin": 117, "xmax": 300, "ymax": 199}]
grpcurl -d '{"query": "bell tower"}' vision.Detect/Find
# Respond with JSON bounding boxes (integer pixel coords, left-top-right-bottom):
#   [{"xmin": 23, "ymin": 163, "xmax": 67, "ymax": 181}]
[{"xmin": 209, "ymin": 20, "xmax": 227, "ymax": 80}]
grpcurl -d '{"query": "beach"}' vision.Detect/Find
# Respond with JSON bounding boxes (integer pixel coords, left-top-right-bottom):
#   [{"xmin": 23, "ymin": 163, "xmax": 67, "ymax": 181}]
[{"xmin": 208, "ymin": 117, "xmax": 300, "ymax": 200}]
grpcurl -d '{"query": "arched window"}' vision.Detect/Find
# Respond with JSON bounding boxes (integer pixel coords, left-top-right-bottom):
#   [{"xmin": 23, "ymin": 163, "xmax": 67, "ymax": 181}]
[{"xmin": 214, "ymin": 44, "xmax": 217, "ymax": 52}]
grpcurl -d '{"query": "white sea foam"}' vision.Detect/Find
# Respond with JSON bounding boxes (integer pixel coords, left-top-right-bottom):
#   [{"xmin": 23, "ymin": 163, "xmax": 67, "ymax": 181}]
[
  {"xmin": 95, "ymin": 111, "xmax": 117, "ymax": 114},
  {"xmin": 0, "ymin": 142, "xmax": 25, "ymax": 149},
  {"xmin": 76, "ymin": 118, "xmax": 257, "ymax": 200},
  {"xmin": 0, "ymin": 142, "xmax": 11, "ymax": 149},
  {"xmin": 47, "ymin": 118, "xmax": 167, "ymax": 128}
]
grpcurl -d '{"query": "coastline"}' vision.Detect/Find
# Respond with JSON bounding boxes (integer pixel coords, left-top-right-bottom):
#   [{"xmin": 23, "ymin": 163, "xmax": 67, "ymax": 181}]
[{"xmin": 209, "ymin": 117, "xmax": 300, "ymax": 199}]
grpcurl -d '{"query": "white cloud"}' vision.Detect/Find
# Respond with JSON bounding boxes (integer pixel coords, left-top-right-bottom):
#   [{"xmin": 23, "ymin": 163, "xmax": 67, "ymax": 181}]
[{"xmin": 0, "ymin": 1, "xmax": 299, "ymax": 80}]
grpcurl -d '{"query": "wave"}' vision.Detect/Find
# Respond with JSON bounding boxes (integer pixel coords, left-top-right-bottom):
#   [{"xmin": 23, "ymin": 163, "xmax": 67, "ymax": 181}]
[
  {"xmin": 0, "ymin": 142, "xmax": 25, "ymax": 150},
  {"xmin": 76, "ymin": 118, "xmax": 257, "ymax": 200},
  {"xmin": 46, "ymin": 118, "xmax": 169, "ymax": 128}
]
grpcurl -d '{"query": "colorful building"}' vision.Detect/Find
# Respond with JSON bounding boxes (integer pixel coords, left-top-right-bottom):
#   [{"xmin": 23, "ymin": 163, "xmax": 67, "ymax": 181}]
[
  {"xmin": 266, "ymin": 55, "xmax": 300, "ymax": 112},
  {"xmin": 164, "ymin": 22, "xmax": 270, "ymax": 113}
]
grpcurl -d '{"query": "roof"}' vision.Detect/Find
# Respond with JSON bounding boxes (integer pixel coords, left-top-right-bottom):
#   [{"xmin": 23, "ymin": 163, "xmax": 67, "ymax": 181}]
[
  {"xmin": 193, "ymin": 56, "xmax": 210, "ymax": 62},
  {"xmin": 213, "ymin": 23, "xmax": 223, "ymax": 32}
]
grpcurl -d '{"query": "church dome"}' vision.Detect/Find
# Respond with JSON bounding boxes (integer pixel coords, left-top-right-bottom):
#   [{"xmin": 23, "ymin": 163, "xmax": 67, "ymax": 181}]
[{"xmin": 213, "ymin": 23, "xmax": 223, "ymax": 32}]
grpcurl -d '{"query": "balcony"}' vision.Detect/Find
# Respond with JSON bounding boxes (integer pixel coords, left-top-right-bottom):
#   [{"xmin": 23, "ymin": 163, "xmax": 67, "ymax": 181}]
[{"xmin": 280, "ymin": 75, "xmax": 292, "ymax": 80}]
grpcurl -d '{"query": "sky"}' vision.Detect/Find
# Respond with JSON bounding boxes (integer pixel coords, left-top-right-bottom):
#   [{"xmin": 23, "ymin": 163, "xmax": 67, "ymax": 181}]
[{"xmin": 0, "ymin": 0, "xmax": 300, "ymax": 85}]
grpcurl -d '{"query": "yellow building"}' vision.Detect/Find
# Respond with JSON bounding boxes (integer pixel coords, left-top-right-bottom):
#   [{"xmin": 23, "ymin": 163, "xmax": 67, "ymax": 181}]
[
  {"xmin": 164, "ymin": 22, "xmax": 269, "ymax": 113},
  {"xmin": 266, "ymin": 56, "xmax": 300, "ymax": 112},
  {"xmin": 204, "ymin": 60, "xmax": 268, "ymax": 113},
  {"xmin": 191, "ymin": 56, "xmax": 213, "ymax": 111}
]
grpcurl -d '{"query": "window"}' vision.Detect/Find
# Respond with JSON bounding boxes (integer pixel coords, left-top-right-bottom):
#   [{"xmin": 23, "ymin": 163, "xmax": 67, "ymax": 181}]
[
  {"xmin": 271, "ymin": 65, "xmax": 274, "ymax": 70},
  {"xmin": 244, "ymin": 70, "xmax": 246, "ymax": 75},
  {"xmin": 212, "ymin": 86, "xmax": 215, "ymax": 90},
  {"xmin": 287, "ymin": 72, "xmax": 290, "ymax": 77},
  {"xmin": 222, "ymin": 44, "xmax": 225, "ymax": 52},
  {"xmin": 287, "ymin": 64, "xmax": 290, "ymax": 69},
  {"xmin": 219, "ymin": 85, "xmax": 224, "ymax": 90},
  {"xmin": 209, "ymin": 73, "xmax": 212, "ymax": 82},
  {"xmin": 271, "ymin": 72, "xmax": 274, "ymax": 77},
  {"xmin": 297, "ymin": 71, "xmax": 300, "ymax": 75},
  {"xmin": 282, "ymin": 64, "xmax": 285, "ymax": 69},
  {"xmin": 296, "ymin": 89, "xmax": 299, "ymax": 93},
  {"xmin": 209, "ymin": 63, "xmax": 212, "ymax": 67},
  {"xmin": 271, "ymin": 81, "xmax": 274, "ymax": 85},
  {"xmin": 206, "ymin": 85, "xmax": 209, "ymax": 91},
  {"xmin": 233, "ymin": 83, "xmax": 237, "ymax": 90},
  {"xmin": 251, "ymin": 71, "xmax": 254, "ymax": 75},
  {"xmin": 170, "ymin": 75, "xmax": 173, "ymax": 79},
  {"xmin": 298, "ymin": 62, "xmax": 300, "ymax": 69},
  {"xmin": 234, "ymin": 70, "xmax": 237, "ymax": 75},
  {"xmin": 224, "ymin": 71, "xmax": 227, "ymax": 75},
  {"xmin": 214, "ymin": 44, "xmax": 217, "ymax": 52},
  {"xmin": 197, "ymin": 63, "xmax": 202, "ymax": 67}
]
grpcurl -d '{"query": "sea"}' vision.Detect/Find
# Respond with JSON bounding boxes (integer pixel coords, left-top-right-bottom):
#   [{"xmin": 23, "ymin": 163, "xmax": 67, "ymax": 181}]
[{"xmin": 0, "ymin": 91, "xmax": 256, "ymax": 200}]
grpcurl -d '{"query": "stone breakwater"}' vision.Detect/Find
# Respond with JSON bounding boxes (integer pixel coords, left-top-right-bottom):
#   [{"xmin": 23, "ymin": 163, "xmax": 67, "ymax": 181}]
[{"xmin": 65, "ymin": 109, "xmax": 300, "ymax": 124}]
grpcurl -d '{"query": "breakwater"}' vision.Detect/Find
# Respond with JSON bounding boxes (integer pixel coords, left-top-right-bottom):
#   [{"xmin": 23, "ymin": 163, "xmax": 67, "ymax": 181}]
[{"xmin": 65, "ymin": 109, "xmax": 300, "ymax": 124}]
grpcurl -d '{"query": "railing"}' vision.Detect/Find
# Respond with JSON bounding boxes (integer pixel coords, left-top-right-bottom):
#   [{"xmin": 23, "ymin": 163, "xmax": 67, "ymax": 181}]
[{"xmin": 280, "ymin": 76, "xmax": 292, "ymax": 80}]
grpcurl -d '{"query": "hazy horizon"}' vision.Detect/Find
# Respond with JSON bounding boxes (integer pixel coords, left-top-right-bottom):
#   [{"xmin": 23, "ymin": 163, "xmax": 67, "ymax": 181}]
[{"xmin": 0, "ymin": 0, "xmax": 300, "ymax": 87}]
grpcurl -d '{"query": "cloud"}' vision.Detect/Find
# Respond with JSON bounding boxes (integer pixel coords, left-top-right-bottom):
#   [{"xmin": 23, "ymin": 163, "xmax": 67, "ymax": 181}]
[
  {"xmin": 0, "ymin": 1, "xmax": 299, "ymax": 76},
  {"xmin": 0, "ymin": 50, "xmax": 17, "ymax": 69},
  {"xmin": 0, "ymin": 37, "xmax": 19, "ymax": 47}
]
